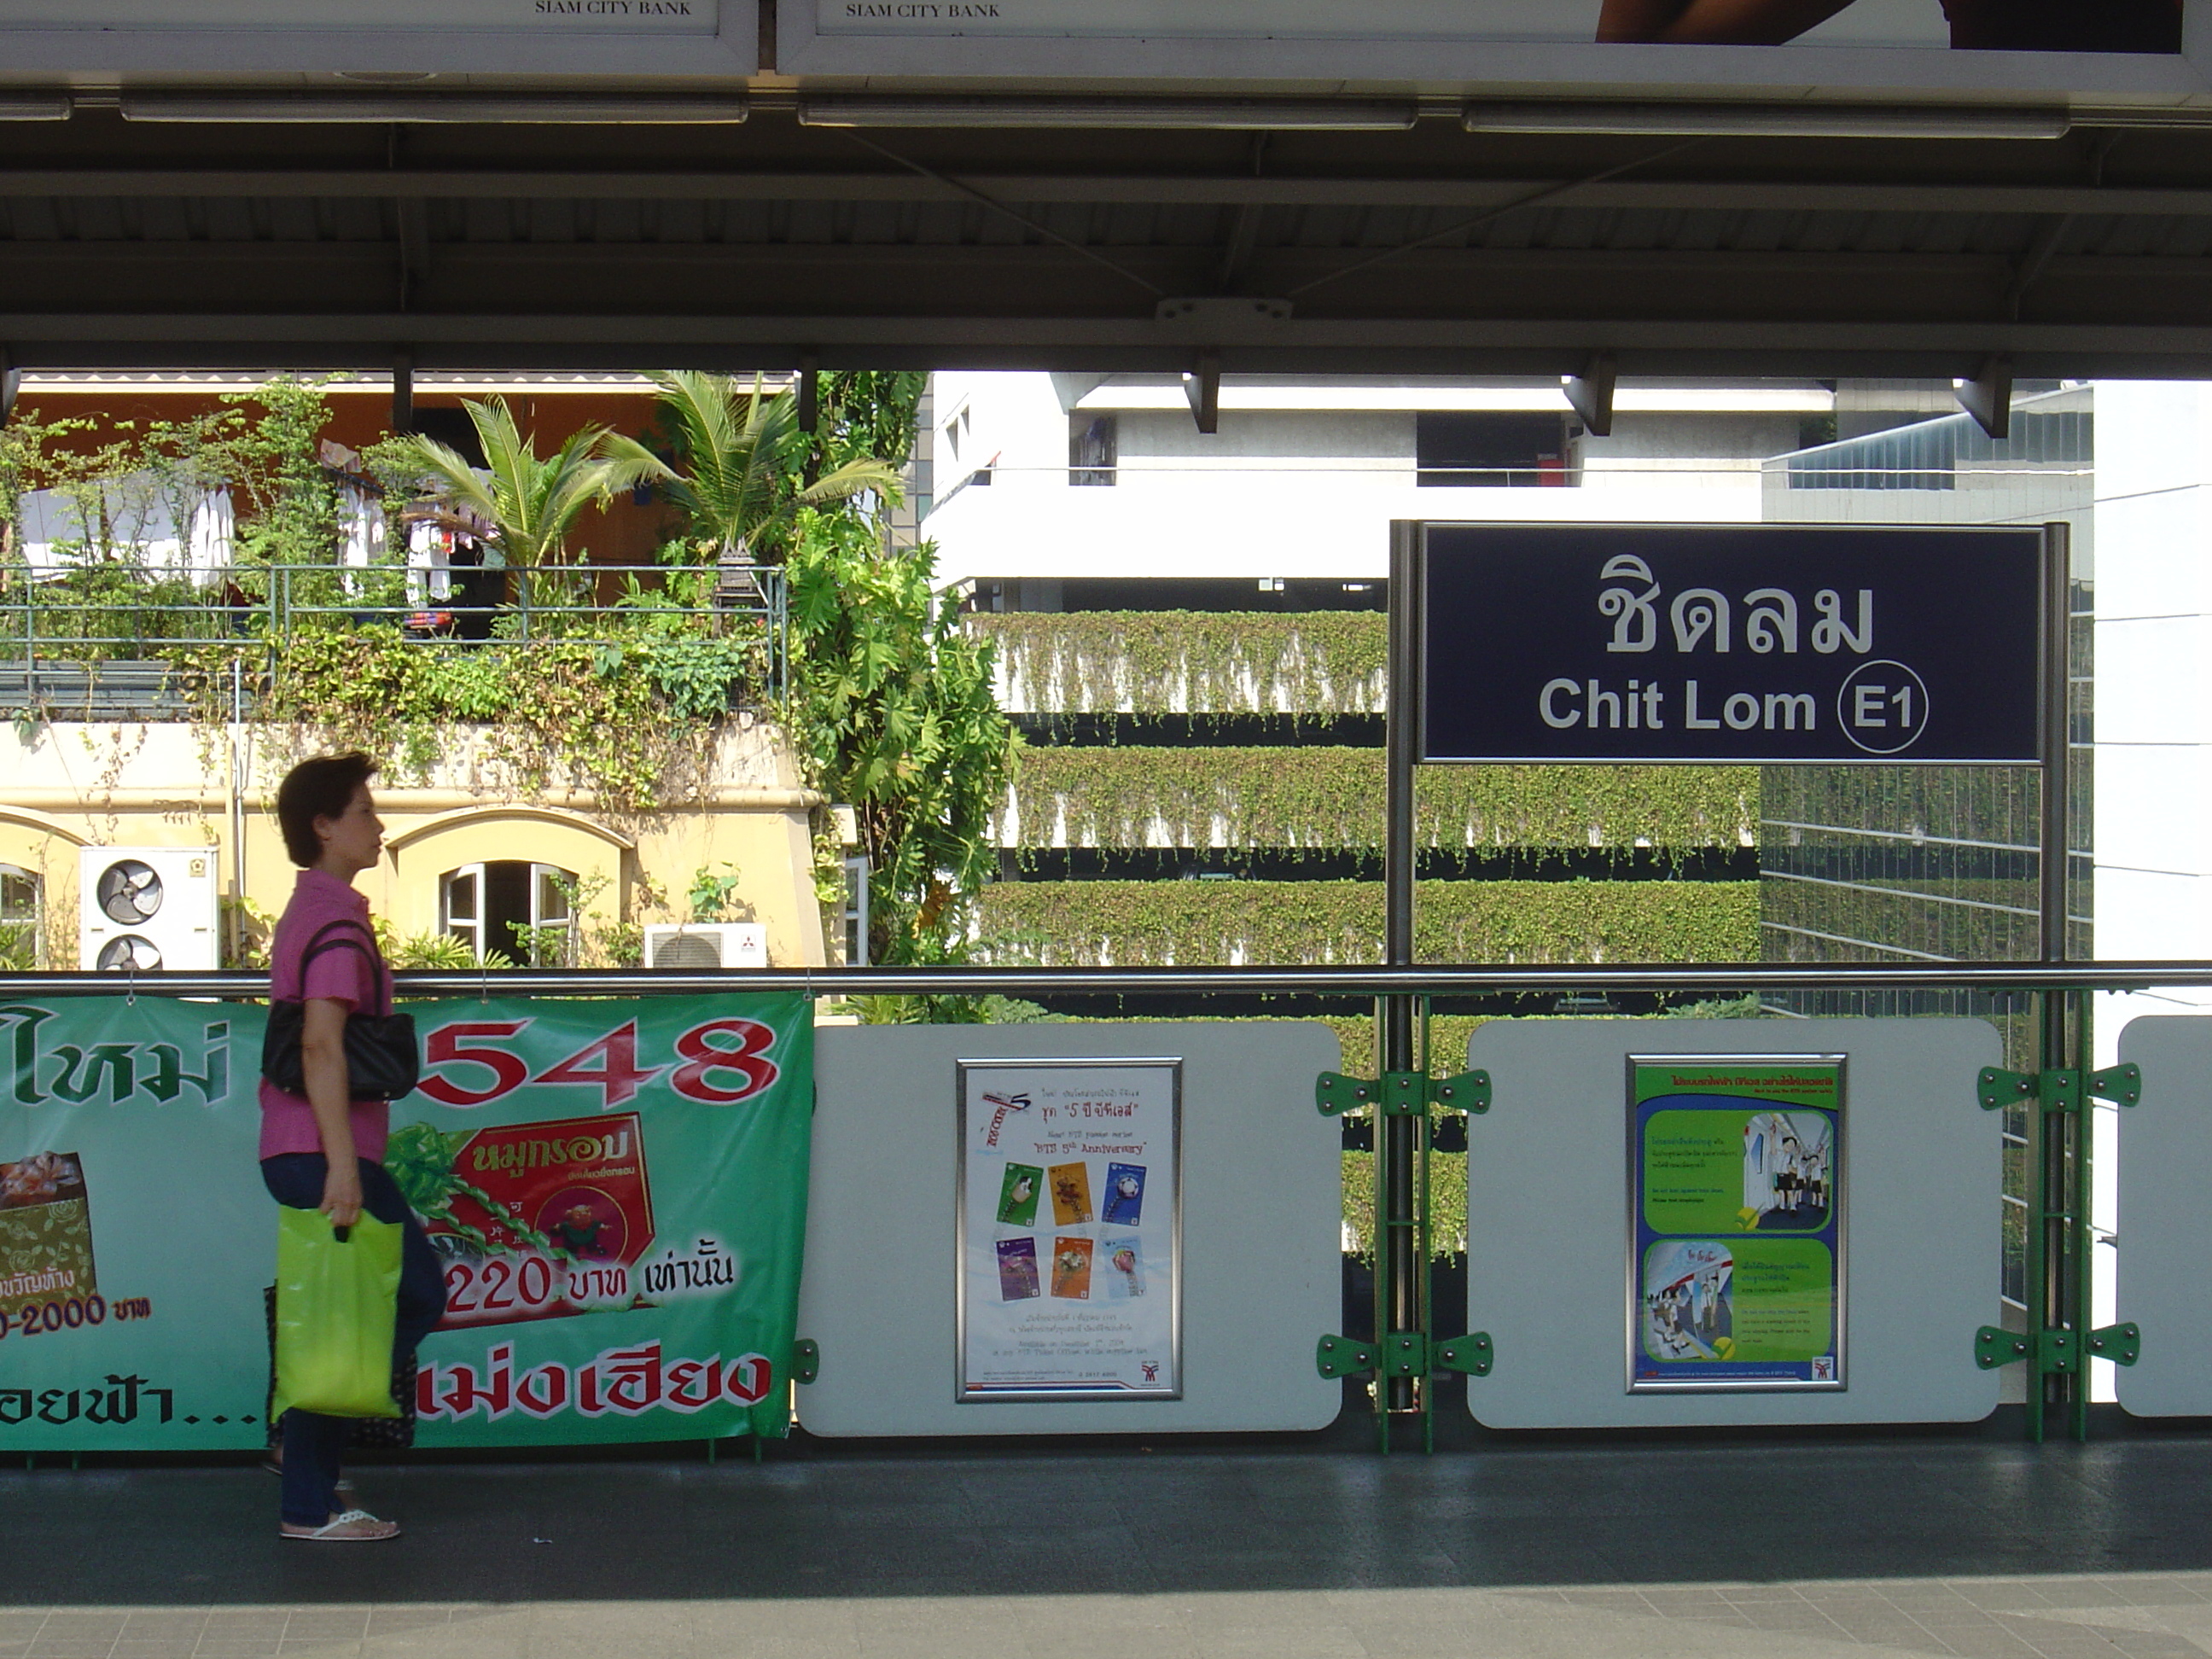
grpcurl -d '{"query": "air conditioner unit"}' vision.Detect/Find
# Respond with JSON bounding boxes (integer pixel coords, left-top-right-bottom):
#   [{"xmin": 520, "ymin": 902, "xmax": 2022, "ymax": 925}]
[
  {"xmin": 79, "ymin": 847, "xmax": 220, "ymax": 973},
  {"xmin": 643, "ymin": 923, "xmax": 768, "ymax": 970}
]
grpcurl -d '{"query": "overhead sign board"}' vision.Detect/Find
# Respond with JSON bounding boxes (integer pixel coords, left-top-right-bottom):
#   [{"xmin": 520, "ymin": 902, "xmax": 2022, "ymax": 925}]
[{"xmin": 1419, "ymin": 523, "xmax": 2046, "ymax": 766}]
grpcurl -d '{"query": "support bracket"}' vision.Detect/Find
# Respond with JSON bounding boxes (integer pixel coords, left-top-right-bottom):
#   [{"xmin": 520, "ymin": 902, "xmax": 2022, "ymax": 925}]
[
  {"xmin": 2089, "ymin": 1322, "xmax": 2143, "ymax": 1366},
  {"xmin": 1316, "ymin": 1069, "xmax": 1490, "ymax": 1118},
  {"xmin": 1434, "ymin": 1333, "xmax": 1495, "ymax": 1377},
  {"xmin": 1379, "ymin": 1330, "xmax": 1429, "ymax": 1378},
  {"xmin": 791, "ymin": 1338, "xmax": 820, "ymax": 1385},
  {"xmin": 1974, "ymin": 1323, "xmax": 2139, "ymax": 1371},
  {"xmin": 1976, "ymin": 1062, "xmax": 2142, "ymax": 1114},
  {"xmin": 1316, "ymin": 1330, "xmax": 1495, "ymax": 1381},
  {"xmin": 1316, "ymin": 1333, "xmax": 1377, "ymax": 1380},
  {"xmin": 1563, "ymin": 352, "xmax": 1618, "ymax": 439}
]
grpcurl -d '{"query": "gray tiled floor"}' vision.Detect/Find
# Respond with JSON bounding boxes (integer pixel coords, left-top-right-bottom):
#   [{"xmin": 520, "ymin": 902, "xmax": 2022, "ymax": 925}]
[
  {"xmin": 12, "ymin": 1434, "xmax": 2212, "ymax": 1657},
  {"xmin": 10, "ymin": 1586, "xmax": 2212, "ymax": 1659}
]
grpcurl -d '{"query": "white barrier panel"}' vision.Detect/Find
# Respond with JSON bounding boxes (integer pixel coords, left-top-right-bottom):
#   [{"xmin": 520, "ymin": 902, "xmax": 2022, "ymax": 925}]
[
  {"xmin": 1465, "ymin": 1019, "xmax": 2003, "ymax": 1429},
  {"xmin": 797, "ymin": 1022, "xmax": 1342, "ymax": 1435},
  {"xmin": 2115, "ymin": 1016, "xmax": 2212, "ymax": 1417}
]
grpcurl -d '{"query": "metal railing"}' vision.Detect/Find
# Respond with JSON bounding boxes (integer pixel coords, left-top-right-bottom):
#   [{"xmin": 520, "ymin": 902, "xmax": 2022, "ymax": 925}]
[
  {"xmin": 0, "ymin": 561, "xmax": 788, "ymax": 709},
  {"xmin": 2, "ymin": 957, "xmax": 2194, "ymax": 1451},
  {"xmin": 6, "ymin": 957, "xmax": 2209, "ymax": 1000}
]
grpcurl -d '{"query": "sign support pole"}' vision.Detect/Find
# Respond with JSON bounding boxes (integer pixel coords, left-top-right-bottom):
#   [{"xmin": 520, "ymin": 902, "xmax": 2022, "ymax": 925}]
[
  {"xmin": 2033, "ymin": 520, "xmax": 2080, "ymax": 1444},
  {"xmin": 1381, "ymin": 521, "xmax": 1423, "ymax": 1435}
]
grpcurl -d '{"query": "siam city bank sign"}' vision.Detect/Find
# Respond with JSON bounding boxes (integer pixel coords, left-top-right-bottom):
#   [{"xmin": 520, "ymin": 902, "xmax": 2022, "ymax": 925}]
[{"xmin": 1419, "ymin": 524, "xmax": 2046, "ymax": 766}]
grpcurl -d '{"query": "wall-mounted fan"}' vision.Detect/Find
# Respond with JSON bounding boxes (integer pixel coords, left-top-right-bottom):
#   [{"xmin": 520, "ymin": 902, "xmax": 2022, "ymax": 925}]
[
  {"xmin": 96, "ymin": 860, "xmax": 164, "ymax": 924},
  {"xmin": 96, "ymin": 935, "xmax": 164, "ymax": 972}
]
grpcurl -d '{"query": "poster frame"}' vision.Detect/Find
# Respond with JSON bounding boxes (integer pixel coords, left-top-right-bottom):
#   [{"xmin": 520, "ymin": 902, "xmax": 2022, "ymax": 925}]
[
  {"xmin": 0, "ymin": 3, "xmax": 756, "ymax": 77},
  {"xmin": 1623, "ymin": 1050, "xmax": 1849, "ymax": 1396},
  {"xmin": 953, "ymin": 1053, "xmax": 1184, "ymax": 1405},
  {"xmin": 779, "ymin": 2, "xmax": 2206, "ymax": 94}
]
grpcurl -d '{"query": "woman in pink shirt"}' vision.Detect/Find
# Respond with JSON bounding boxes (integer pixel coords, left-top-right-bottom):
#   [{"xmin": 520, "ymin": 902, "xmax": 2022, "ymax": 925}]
[{"xmin": 262, "ymin": 753, "xmax": 445, "ymax": 1543}]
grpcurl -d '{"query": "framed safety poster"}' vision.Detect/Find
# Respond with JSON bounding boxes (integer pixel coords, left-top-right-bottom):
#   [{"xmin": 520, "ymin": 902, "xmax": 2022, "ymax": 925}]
[
  {"xmin": 956, "ymin": 1057, "xmax": 1181, "ymax": 1402},
  {"xmin": 1627, "ymin": 1054, "xmax": 1846, "ymax": 1393}
]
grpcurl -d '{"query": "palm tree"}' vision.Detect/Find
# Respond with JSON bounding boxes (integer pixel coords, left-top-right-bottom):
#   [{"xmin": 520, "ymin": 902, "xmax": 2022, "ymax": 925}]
[
  {"xmin": 391, "ymin": 397, "xmax": 658, "ymax": 570},
  {"xmin": 605, "ymin": 371, "xmax": 899, "ymax": 575}
]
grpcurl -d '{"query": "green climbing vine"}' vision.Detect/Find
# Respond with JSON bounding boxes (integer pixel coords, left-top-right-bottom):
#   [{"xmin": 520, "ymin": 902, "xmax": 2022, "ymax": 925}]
[
  {"xmin": 1004, "ymin": 750, "xmax": 1755, "ymax": 854},
  {"xmin": 978, "ymin": 879, "xmax": 1760, "ymax": 966}
]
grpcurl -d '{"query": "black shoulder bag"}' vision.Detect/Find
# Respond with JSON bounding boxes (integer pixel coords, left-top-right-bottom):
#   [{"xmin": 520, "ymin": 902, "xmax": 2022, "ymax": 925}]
[{"xmin": 260, "ymin": 918, "xmax": 420, "ymax": 1102}]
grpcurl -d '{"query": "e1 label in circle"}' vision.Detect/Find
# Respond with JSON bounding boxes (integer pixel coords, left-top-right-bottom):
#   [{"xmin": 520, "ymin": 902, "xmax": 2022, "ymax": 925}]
[{"xmin": 1839, "ymin": 661, "xmax": 1930, "ymax": 756}]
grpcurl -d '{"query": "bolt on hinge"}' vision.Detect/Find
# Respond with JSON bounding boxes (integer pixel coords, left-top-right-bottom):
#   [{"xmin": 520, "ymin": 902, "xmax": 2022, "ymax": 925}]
[
  {"xmin": 1976, "ymin": 1062, "xmax": 2143, "ymax": 1114},
  {"xmin": 1316, "ymin": 1070, "xmax": 1491, "ymax": 1118},
  {"xmin": 791, "ymin": 1339, "xmax": 820, "ymax": 1385}
]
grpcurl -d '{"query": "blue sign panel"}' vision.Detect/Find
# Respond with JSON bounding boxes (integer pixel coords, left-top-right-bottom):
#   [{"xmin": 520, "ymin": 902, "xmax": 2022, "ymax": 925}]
[{"xmin": 1420, "ymin": 524, "xmax": 2046, "ymax": 765}]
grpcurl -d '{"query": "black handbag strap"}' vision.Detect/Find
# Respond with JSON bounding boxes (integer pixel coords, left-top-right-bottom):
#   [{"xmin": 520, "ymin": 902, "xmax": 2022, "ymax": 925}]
[{"xmin": 278, "ymin": 917, "xmax": 391, "ymax": 1010}]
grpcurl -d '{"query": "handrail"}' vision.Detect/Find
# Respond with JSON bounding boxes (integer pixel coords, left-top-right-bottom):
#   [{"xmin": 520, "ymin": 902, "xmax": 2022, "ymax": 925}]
[
  {"xmin": 5, "ymin": 960, "xmax": 2212, "ymax": 999},
  {"xmin": 2, "ymin": 560, "xmax": 790, "ymax": 701}
]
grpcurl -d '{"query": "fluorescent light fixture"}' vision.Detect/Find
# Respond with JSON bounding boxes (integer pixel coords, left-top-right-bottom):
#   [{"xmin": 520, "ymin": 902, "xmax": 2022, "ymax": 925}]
[
  {"xmin": 1464, "ymin": 102, "xmax": 2069, "ymax": 140},
  {"xmin": 0, "ymin": 96, "xmax": 70, "ymax": 121},
  {"xmin": 121, "ymin": 94, "xmax": 746, "ymax": 124},
  {"xmin": 799, "ymin": 96, "xmax": 1417, "ymax": 131}
]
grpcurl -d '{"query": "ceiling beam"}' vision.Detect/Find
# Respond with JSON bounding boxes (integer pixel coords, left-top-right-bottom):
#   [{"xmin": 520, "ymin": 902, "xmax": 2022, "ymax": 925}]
[{"xmin": 8, "ymin": 172, "xmax": 2212, "ymax": 218}]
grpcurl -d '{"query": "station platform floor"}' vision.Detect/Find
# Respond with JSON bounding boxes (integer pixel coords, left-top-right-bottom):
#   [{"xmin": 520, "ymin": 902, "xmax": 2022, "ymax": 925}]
[{"xmin": 9, "ymin": 1423, "xmax": 2212, "ymax": 1659}]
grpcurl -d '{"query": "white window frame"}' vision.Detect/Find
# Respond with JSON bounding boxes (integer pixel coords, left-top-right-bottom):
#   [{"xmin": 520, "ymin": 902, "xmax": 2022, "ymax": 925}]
[
  {"xmin": 0, "ymin": 864, "xmax": 43, "ymax": 969},
  {"xmin": 440, "ymin": 859, "xmax": 578, "ymax": 966}
]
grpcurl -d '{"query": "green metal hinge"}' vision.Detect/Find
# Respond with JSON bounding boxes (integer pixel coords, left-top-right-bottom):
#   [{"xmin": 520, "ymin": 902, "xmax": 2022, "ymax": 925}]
[
  {"xmin": 1315, "ymin": 1330, "xmax": 1494, "ymax": 1381},
  {"xmin": 1434, "ymin": 1333, "xmax": 1495, "ymax": 1377},
  {"xmin": 1977, "ymin": 1062, "xmax": 2142, "ymax": 1114},
  {"xmin": 1974, "ymin": 1323, "xmax": 2139, "ymax": 1371},
  {"xmin": 1316, "ymin": 1333, "xmax": 1377, "ymax": 1379},
  {"xmin": 2089, "ymin": 1322, "xmax": 2143, "ymax": 1366},
  {"xmin": 791, "ymin": 1339, "xmax": 820, "ymax": 1385},
  {"xmin": 1431, "ymin": 1072, "xmax": 1491, "ymax": 1115},
  {"xmin": 1379, "ymin": 1330, "xmax": 1430, "ymax": 1377},
  {"xmin": 1316, "ymin": 1070, "xmax": 1491, "ymax": 1118}
]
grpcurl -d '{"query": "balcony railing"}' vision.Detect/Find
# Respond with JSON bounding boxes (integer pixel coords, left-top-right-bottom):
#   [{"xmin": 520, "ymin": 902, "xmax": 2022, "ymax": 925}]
[{"xmin": 0, "ymin": 561, "xmax": 787, "ymax": 717}]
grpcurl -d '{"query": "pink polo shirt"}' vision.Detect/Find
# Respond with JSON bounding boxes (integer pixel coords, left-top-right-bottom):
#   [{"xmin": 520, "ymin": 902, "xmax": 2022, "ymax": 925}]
[{"xmin": 258, "ymin": 869, "xmax": 395, "ymax": 1163}]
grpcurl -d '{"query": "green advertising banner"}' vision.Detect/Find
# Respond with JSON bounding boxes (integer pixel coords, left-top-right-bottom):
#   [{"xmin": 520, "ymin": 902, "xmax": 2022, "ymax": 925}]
[
  {"xmin": 0, "ymin": 992, "xmax": 814, "ymax": 1451},
  {"xmin": 1628, "ymin": 1054, "xmax": 1844, "ymax": 1393}
]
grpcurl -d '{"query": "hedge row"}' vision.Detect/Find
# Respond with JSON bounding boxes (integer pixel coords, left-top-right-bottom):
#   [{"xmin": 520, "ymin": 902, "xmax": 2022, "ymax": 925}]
[
  {"xmin": 970, "ymin": 609, "xmax": 1386, "ymax": 716},
  {"xmin": 1002, "ymin": 748, "xmax": 1757, "ymax": 853},
  {"xmin": 979, "ymin": 879, "xmax": 1761, "ymax": 966}
]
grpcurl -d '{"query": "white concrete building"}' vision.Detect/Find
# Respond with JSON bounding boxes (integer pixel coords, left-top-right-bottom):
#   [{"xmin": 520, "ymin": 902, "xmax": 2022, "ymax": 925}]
[{"xmin": 924, "ymin": 371, "xmax": 1832, "ymax": 602}]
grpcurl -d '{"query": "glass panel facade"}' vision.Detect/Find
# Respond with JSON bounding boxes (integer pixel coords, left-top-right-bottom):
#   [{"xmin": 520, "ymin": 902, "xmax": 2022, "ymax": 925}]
[{"xmin": 1757, "ymin": 386, "xmax": 2096, "ymax": 1315}]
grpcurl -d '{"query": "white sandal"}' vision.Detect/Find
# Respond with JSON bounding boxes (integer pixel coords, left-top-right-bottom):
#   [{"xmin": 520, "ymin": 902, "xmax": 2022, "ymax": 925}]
[{"xmin": 280, "ymin": 1508, "xmax": 400, "ymax": 1542}]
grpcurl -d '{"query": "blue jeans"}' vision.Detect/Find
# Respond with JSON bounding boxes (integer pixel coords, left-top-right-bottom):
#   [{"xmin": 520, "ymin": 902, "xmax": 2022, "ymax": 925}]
[{"xmin": 262, "ymin": 1155, "xmax": 447, "ymax": 1527}]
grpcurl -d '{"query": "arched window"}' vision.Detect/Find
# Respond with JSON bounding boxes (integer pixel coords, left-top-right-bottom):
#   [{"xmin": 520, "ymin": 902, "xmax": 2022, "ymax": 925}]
[
  {"xmin": 439, "ymin": 861, "xmax": 575, "ymax": 966},
  {"xmin": 0, "ymin": 865, "xmax": 41, "ymax": 969}
]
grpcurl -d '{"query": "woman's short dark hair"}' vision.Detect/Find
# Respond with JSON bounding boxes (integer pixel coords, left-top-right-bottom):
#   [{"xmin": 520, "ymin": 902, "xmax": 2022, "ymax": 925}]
[{"xmin": 276, "ymin": 753, "xmax": 378, "ymax": 867}]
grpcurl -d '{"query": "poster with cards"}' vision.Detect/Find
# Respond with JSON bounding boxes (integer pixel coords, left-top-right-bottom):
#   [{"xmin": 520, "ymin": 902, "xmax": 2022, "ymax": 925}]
[
  {"xmin": 958, "ymin": 1057, "xmax": 1180, "ymax": 1400},
  {"xmin": 1628, "ymin": 1054, "xmax": 1846, "ymax": 1393}
]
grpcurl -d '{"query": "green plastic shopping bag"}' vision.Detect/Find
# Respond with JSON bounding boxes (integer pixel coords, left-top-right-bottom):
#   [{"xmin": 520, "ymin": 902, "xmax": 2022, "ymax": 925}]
[{"xmin": 271, "ymin": 1209, "xmax": 403, "ymax": 1421}]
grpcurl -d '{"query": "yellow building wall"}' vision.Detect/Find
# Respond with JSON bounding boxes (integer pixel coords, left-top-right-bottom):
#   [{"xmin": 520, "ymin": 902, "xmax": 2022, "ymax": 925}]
[{"xmin": 1, "ymin": 724, "xmax": 828, "ymax": 970}]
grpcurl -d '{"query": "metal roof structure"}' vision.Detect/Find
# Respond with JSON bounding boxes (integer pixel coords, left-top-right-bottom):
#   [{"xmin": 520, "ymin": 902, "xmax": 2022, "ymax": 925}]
[{"xmin": 10, "ymin": 101, "xmax": 2212, "ymax": 378}]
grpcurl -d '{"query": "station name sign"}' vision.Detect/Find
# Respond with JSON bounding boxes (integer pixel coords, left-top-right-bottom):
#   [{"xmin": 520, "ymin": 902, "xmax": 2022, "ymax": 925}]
[{"xmin": 1419, "ymin": 524, "xmax": 2046, "ymax": 766}]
